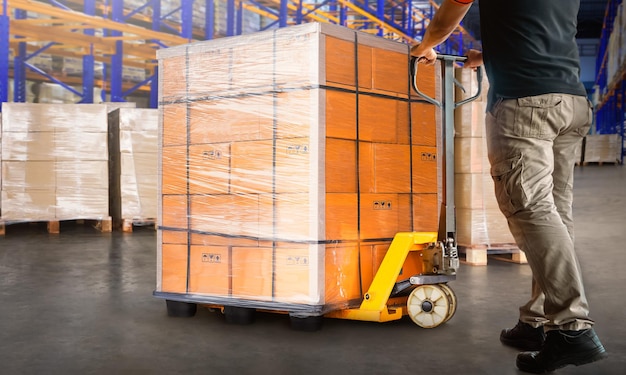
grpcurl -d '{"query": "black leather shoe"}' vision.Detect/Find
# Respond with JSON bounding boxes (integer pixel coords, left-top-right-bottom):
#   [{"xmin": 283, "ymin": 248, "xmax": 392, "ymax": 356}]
[
  {"xmin": 500, "ymin": 320, "xmax": 545, "ymax": 351},
  {"xmin": 516, "ymin": 328, "xmax": 608, "ymax": 373}
]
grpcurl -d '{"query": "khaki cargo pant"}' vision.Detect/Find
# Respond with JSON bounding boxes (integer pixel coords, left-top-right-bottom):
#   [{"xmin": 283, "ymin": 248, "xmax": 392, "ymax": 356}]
[{"xmin": 485, "ymin": 93, "xmax": 594, "ymax": 331}]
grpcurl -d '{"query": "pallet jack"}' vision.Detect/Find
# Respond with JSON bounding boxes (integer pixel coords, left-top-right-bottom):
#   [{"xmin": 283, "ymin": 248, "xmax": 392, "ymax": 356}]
[{"xmin": 325, "ymin": 54, "xmax": 483, "ymax": 328}]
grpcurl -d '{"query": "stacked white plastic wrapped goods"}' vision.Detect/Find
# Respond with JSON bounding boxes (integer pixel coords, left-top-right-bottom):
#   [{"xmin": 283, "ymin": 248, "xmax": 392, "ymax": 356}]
[
  {"xmin": 108, "ymin": 108, "xmax": 158, "ymax": 231},
  {"xmin": 453, "ymin": 69, "xmax": 519, "ymax": 265},
  {"xmin": 0, "ymin": 103, "xmax": 109, "ymax": 223},
  {"xmin": 584, "ymin": 134, "xmax": 623, "ymax": 163}
]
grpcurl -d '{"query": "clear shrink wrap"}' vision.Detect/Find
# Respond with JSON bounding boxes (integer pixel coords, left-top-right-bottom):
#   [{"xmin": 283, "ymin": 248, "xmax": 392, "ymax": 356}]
[
  {"xmin": 108, "ymin": 108, "xmax": 159, "ymax": 229},
  {"xmin": 1, "ymin": 103, "xmax": 109, "ymax": 222},
  {"xmin": 155, "ymin": 23, "xmax": 442, "ymax": 316},
  {"xmin": 584, "ymin": 134, "xmax": 623, "ymax": 163}
]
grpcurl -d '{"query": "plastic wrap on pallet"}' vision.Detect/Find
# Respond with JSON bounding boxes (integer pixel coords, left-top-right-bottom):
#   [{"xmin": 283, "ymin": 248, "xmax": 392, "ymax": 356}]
[
  {"xmin": 584, "ymin": 134, "xmax": 623, "ymax": 163},
  {"xmin": 0, "ymin": 103, "xmax": 109, "ymax": 222},
  {"xmin": 155, "ymin": 23, "xmax": 443, "ymax": 315},
  {"xmin": 108, "ymin": 108, "xmax": 158, "ymax": 228},
  {"xmin": 453, "ymin": 68, "xmax": 516, "ymax": 249}
]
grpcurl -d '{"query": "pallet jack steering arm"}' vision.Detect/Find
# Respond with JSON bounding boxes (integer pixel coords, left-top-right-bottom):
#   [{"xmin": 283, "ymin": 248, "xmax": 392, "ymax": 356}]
[{"xmin": 411, "ymin": 54, "xmax": 483, "ymax": 260}]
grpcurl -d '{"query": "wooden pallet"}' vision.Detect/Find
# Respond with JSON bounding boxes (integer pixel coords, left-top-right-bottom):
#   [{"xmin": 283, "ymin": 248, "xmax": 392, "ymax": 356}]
[
  {"xmin": 581, "ymin": 159, "xmax": 622, "ymax": 166},
  {"xmin": 459, "ymin": 243, "xmax": 526, "ymax": 266},
  {"xmin": 121, "ymin": 218, "xmax": 157, "ymax": 233},
  {"xmin": 0, "ymin": 217, "xmax": 112, "ymax": 235}
]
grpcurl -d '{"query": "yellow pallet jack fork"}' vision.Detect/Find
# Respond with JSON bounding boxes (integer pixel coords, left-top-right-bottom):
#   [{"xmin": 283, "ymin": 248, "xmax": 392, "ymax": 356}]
[{"xmin": 327, "ymin": 55, "xmax": 483, "ymax": 328}]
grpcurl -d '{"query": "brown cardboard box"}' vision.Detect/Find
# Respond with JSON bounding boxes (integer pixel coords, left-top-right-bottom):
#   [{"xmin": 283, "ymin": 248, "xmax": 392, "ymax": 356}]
[
  {"xmin": 454, "ymin": 137, "xmax": 489, "ymax": 174},
  {"xmin": 188, "ymin": 143, "xmax": 231, "ymax": 195},
  {"xmin": 455, "ymin": 101, "xmax": 487, "ymax": 138},
  {"xmin": 55, "ymin": 187, "xmax": 109, "ymax": 219},
  {"xmin": 231, "ymin": 246, "xmax": 273, "ymax": 299},
  {"xmin": 276, "ymin": 90, "xmax": 318, "ymax": 139},
  {"xmin": 188, "ymin": 245, "xmax": 230, "ymax": 295},
  {"xmin": 325, "ymin": 138, "xmax": 357, "ymax": 193},
  {"xmin": 273, "ymin": 244, "xmax": 314, "ymax": 303},
  {"xmin": 1, "ymin": 189, "xmax": 56, "ymax": 220},
  {"xmin": 162, "ymin": 195, "xmax": 188, "ymax": 230},
  {"xmin": 412, "ymin": 145, "xmax": 438, "ymax": 194},
  {"xmin": 190, "ymin": 194, "xmax": 267, "ymax": 238},
  {"xmin": 189, "ymin": 96, "xmax": 274, "ymax": 144},
  {"xmin": 412, "ymin": 193, "xmax": 439, "ymax": 233},
  {"xmin": 456, "ymin": 207, "xmax": 515, "ymax": 246},
  {"xmin": 358, "ymin": 95, "xmax": 410, "ymax": 144},
  {"xmin": 359, "ymin": 143, "xmax": 411, "ymax": 193},
  {"xmin": 161, "ymin": 146, "xmax": 188, "ymax": 195},
  {"xmin": 324, "ymin": 243, "xmax": 361, "ymax": 304},
  {"xmin": 56, "ymin": 160, "xmax": 108, "ymax": 190},
  {"xmin": 454, "ymin": 172, "xmax": 499, "ymax": 210},
  {"xmin": 1, "ymin": 161, "xmax": 56, "ymax": 190},
  {"xmin": 230, "ymin": 140, "xmax": 274, "ymax": 194},
  {"xmin": 325, "ymin": 90, "xmax": 357, "ymax": 140},
  {"xmin": 1, "ymin": 132, "xmax": 56, "ymax": 161},
  {"xmin": 359, "ymin": 193, "xmax": 412, "ymax": 240},
  {"xmin": 411, "ymin": 102, "xmax": 438, "ymax": 146},
  {"xmin": 325, "ymin": 35, "xmax": 357, "ymax": 88},
  {"xmin": 162, "ymin": 230, "xmax": 188, "ymax": 244},
  {"xmin": 161, "ymin": 55, "xmax": 187, "ymax": 101},
  {"xmin": 162, "ymin": 104, "xmax": 188, "ymax": 146},
  {"xmin": 325, "ymin": 193, "xmax": 359, "ymax": 241},
  {"xmin": 188, "ymin": 48, "xmax": 233, "ymax": 96},
  {"xmin": 161, "ymin": 244, "xmax": 188, "ymax": 293}
]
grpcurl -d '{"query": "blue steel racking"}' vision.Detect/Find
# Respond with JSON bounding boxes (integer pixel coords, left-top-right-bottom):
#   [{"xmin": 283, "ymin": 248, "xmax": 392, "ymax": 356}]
[
  {"xmin": 0, "ymin": 0, "xmax": 477, "ymax": 110},
  {"xmin": 595, "ymin": 0, "xmax": 625, "ymax": 163}
]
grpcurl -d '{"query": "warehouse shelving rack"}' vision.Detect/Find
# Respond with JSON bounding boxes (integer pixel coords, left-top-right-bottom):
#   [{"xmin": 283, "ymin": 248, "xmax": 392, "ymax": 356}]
[
  {"xmin": 0, "ymin": 0, "xmax": 477, "ymax": 110},
  {"xmin": 594, "ymin": 0, "xmax": 625, "ymax": 163}
]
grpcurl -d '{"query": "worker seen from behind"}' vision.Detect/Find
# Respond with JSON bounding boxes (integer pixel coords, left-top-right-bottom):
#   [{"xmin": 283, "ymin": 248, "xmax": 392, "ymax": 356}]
[{"xmin": 411, "ymin": 0, "xmax": 607, "ymax": 373}]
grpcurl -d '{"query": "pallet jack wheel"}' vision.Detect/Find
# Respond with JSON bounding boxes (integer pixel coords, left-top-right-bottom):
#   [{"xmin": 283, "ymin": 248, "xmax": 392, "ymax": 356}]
[
  {"xmin": 289, "ymin": 315, "xmax": 323, "ymax": 332},
  {"xmin": 166, "ymin": 300, "xmax": 197, "ymax": 318},
  {"xmin": 406, "ymin": 284, "xmax": 453, "ymax": 328},
  {"xmin": 438, "ymin": 283, "xmax": 457, "ymax": 323},
  {"xmin": 223, "ymin": 306, "xmax": 256, "ymax": 325}
]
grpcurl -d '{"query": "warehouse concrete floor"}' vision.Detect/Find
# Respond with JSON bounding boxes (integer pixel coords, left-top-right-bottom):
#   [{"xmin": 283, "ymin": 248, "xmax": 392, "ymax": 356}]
[{"xmin": 0, "ymin": 165, "xmax": 624, "ymax": 375}]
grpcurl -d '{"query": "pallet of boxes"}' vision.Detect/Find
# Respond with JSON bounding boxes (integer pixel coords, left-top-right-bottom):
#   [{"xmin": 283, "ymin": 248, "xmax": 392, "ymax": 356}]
[
  {"xmin": 108, "ymin": 107, "xmax": 159, "ymax": 232},
  {"xmin": 0, "ymin": 102, "xmax": 158, "ymax": 235},
  {"xmin": 154, "ymin": 22, "xmax": 445, "ymax": 326},
  {"xmin": 583, "ymin": 133, "xmax": 623, "ymax": 165},
  {"xmin": 0, "ymin": 103, "xmax": 112, "ymax": 234},
  {"xmin": 453, "ymin": 69, "xmax": 526, "ymax": 266}
]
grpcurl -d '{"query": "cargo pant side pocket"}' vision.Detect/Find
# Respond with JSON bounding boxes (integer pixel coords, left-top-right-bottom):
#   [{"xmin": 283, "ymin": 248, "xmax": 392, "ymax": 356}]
[{"xmin": 490, "ymin": 154, "xmax": 526, "ymax": 218}]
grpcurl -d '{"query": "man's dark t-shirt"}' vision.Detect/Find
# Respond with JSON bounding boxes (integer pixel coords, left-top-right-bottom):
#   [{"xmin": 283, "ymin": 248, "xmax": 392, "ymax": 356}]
[{"xmin": 477, "ymin": 0, "xmax": 587, "ymax": 110}]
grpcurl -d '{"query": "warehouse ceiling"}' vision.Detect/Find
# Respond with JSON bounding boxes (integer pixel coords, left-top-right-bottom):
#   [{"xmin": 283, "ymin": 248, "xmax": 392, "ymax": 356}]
[{"xmin": 458, "ymin": 0, "xmax": 609, "ymax": 40}]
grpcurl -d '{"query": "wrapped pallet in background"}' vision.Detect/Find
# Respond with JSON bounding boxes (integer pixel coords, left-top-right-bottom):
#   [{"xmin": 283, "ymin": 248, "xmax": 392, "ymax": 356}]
[
  {"xmin": 155, "ymin": 23, "xmax": 442, "ymax": 315},
  {"xmin": 108, "ymin": 108, "xmax": 159, "ymax": 232},
  {"xmin": 453, "ymin": 68, "xmax": 523, "ymax": 265},
  {"xmin": 0, "ymin": 103, "xmax": 111, "ymax": 232},
  {"xmin": 583, "ymin": 134, "xmax": 623, "ymax": 164}
]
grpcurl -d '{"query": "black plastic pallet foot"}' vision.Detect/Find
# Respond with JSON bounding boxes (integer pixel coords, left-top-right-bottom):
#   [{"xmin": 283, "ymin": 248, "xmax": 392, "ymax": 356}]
[
  {"xmin": 166, "ymin": 300, "xmax": 197, "ymax": 318},
  {"xmin": 289, "ymin": 315, "xmax": 323, "ymax": 332},
  {"xmin": 223, "ymin": 306, "xmax": 255, "ymax": 325}
]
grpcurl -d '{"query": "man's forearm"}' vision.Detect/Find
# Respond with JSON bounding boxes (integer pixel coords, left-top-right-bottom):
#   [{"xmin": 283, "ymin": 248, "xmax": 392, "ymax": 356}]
[{"xmin": 419, "ymin": 0, "xmax": 473, "ymax": 49}]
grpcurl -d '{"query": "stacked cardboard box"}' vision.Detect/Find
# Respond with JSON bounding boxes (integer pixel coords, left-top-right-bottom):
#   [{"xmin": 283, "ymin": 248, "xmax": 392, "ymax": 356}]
[
  {"xmin": 453, "ymin": 69, "xmax": 518, "ymax": 265},
  {"xmin": 1, "ymin": 103, "xmax": 109, "ymax": 224},
  {"xmin": 156, "ymin": 23, "xmax": 441, "ymax": 313},
  {"xmin": 584, "ymin": 134, "xmax": 622, "ymax": 164},
  {"xmin": 108, "ymin": 108, "xmax": 159, "ymax": 231}
]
